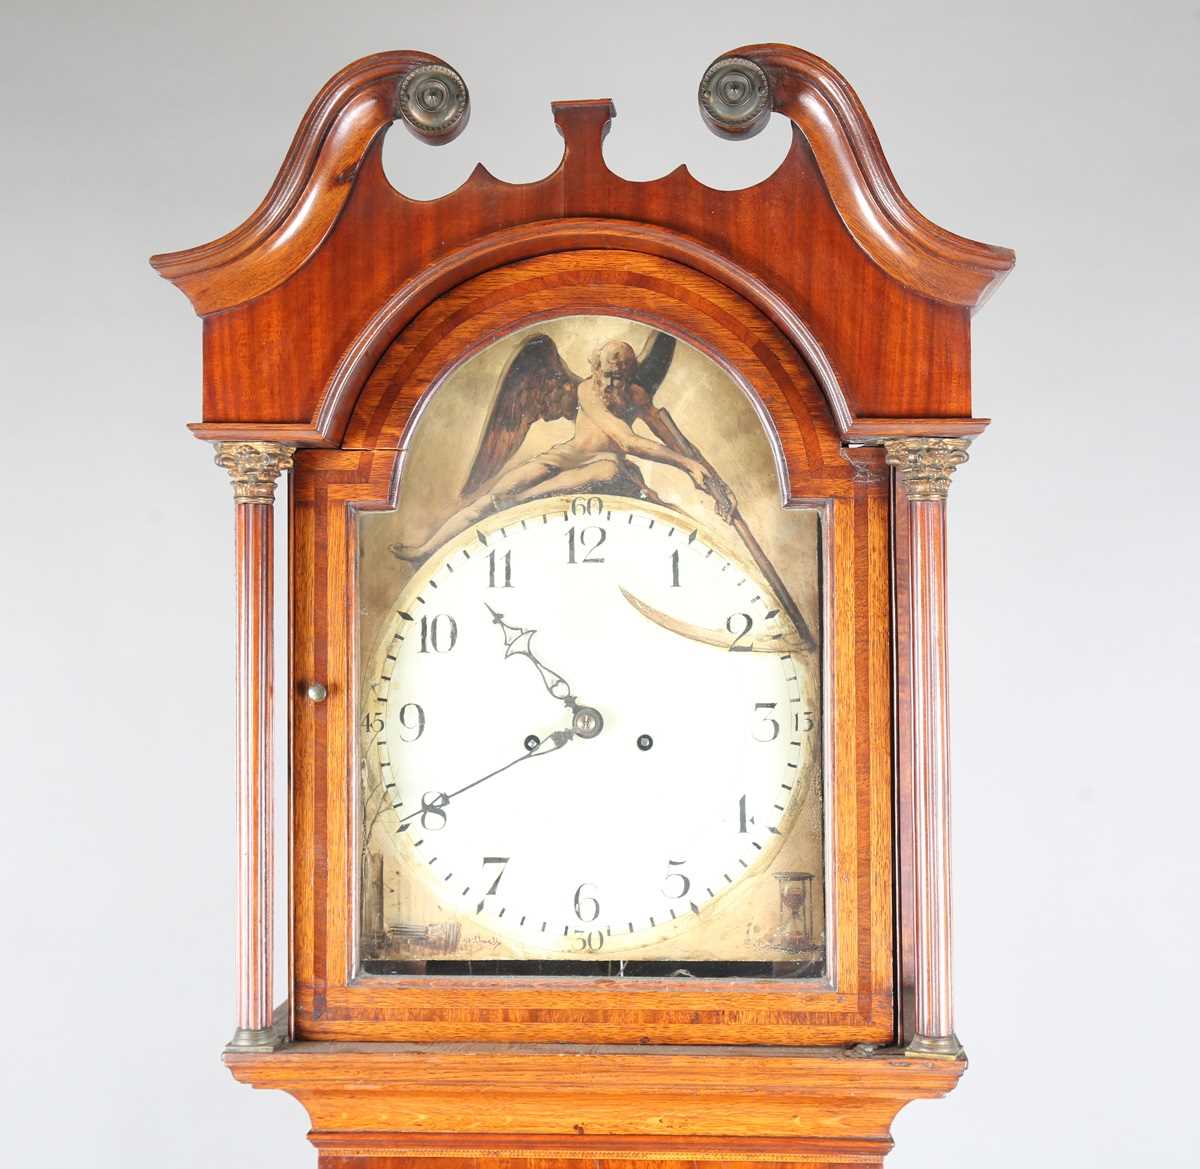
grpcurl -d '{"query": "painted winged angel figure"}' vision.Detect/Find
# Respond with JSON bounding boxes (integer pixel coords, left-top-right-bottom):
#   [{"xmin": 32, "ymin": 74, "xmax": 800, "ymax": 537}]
[{"xmin": 389, "ymin": 332, "xmax": 736, "ymax": 562}]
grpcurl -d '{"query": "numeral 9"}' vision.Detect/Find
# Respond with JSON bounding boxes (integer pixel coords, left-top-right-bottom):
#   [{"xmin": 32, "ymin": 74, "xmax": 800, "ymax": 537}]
[{"xmin": 397, "ymin": 702, "xmax": 425, "ymax": 742}]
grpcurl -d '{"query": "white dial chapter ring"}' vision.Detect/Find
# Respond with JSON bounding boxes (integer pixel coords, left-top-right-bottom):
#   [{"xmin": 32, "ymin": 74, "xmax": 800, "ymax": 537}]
[{"xmin": 363, "ymin": 492, "xmax": 822, "ymax": 961}]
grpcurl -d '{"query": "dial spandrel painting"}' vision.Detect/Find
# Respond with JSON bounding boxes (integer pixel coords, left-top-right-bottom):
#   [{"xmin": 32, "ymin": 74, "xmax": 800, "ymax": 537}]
[{"xmin": 357, "ymin": 316, "xmax": 827, "ymax": 978}]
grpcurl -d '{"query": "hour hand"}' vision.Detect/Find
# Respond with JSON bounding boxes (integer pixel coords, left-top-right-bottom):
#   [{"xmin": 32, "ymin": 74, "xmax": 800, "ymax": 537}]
[{"xmin": 485, "ymin": 604, "xmax": 576, "ymax": 708}]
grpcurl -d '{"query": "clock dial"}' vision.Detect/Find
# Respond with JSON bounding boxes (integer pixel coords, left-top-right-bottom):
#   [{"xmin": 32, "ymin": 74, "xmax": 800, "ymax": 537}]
[
  {"xmin": 361, "ymin": 494, "xmax": 822, "ymax": 967},
  {"xmin": 357, "ymin": 314, "xmax": 827, "ymax": 976}
]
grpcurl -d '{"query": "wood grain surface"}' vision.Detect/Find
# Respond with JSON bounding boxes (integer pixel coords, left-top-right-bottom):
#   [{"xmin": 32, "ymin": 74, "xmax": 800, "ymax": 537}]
[
  {"xmin": 290, "ymin": 253, "xmax": 895, "ymax": 1046},
  {"xmin": 152, "ymin": 48, "xmax": 1011, "ymax": 442},
  {"xmin": 225, "ymin": 1042, "xmax": 964, "ymax": 1168},
  {"xmin": 150, "ymin": 40, "xmax": 1015, "ymax": 1166}
]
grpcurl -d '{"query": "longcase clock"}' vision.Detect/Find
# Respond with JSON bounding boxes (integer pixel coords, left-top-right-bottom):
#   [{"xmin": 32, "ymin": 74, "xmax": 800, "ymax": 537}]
[{"xmin": 153, "ymin": 44, "xmax": 1013, "ymax": 1168}]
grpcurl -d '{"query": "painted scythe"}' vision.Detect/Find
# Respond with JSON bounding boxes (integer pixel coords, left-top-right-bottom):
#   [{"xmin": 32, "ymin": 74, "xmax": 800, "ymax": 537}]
[
  {"xmin": 620, "ymin": 588, "xmax": 810, "ymax": 656},
  {"xmin": 641, "ymin": 405, "xmax": 818, "ymax": 655}
]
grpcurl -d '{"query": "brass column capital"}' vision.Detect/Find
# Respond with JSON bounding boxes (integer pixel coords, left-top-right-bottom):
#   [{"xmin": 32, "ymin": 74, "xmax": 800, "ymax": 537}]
[
  {"xmin": 213, "ymin": 441, "xmax": 296, "ymax": 504},
  {"xmin": 881, "ymin": 437, "xmax": 971, "ymax": 502}
]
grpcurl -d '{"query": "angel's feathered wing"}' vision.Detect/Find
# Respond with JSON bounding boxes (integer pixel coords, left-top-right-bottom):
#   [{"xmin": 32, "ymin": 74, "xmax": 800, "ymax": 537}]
[
  {"xmin": 635, "ymin": 331, "xmax": 676, "ymax": 397},
  {"xmin": 462, "ymin": 334, "xmax": 583, "ymax": 497}
]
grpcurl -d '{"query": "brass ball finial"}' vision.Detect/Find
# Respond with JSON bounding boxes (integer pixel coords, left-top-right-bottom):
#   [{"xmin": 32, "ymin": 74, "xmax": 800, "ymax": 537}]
[
  {"xmin": 397, "ymin": 62, "xmax": 469, "ymax": 142},
  {"xmin": 698, "ymin": 56, "xmax": 772, "ymax": 139}
]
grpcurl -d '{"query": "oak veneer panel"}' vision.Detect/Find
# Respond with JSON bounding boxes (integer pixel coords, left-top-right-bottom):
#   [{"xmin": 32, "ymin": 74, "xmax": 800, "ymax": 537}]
[{"xmin": 226, "ymin": 1043, "xmax": 963, "ymax": 1167}]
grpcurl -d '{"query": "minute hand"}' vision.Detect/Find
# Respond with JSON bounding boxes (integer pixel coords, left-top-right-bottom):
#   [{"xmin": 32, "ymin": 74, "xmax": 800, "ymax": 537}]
[{"xmin": 395, "ymin": 729, "xmax": 573, "ymax": 830}]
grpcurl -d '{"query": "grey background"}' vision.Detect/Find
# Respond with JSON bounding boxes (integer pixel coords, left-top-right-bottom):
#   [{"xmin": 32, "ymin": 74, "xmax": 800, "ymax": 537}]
[{"xmin": 2, "ymin": 1, "xmax": 1196, "ymax": 1166}]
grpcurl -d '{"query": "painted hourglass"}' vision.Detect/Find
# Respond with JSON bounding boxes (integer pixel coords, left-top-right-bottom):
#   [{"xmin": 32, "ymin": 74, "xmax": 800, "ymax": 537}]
[{"xmin": 773, "ymin": 871, "xmax": 816, "ymax": 954}]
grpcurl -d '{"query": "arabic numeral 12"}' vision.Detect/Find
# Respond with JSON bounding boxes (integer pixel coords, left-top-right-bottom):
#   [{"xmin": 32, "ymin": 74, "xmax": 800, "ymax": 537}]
[{"xmin": 567, "ymin": 526, "xmax": 606, "ymax": 564}]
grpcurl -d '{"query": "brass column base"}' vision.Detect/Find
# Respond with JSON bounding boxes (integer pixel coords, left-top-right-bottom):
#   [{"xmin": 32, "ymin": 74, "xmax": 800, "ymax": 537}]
[
  {"xmin": 227, "ymin": 1026, "xmax": 285, "ymax": 1053},
  {"xmin": 226, "ymin": 1002, "xmax": 290, "ymax": 1053},
  {"xmin": 906, "ymin": 1032, "xmax": 965, "ymax": 1060}
]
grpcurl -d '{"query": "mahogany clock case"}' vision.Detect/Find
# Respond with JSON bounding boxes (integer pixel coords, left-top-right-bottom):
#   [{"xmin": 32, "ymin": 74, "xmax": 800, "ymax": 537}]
[
  {"xmin": 151, "ymin": 40, "xmax": 1013, "ymax": 1168},
  {"xmin": 293, "ymin": 252, "xmax": 894, "ymax": 1045}
]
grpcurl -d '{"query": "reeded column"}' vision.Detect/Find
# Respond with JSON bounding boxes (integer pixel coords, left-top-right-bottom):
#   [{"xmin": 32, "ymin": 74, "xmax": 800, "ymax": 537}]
[
  {"xmin": 883, "ymin": 437, "xmax": 970, "ymax": 1058},
  {"xmin": 213, "ymin": 441, "xmax": 295, "ymax": 1049}
]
